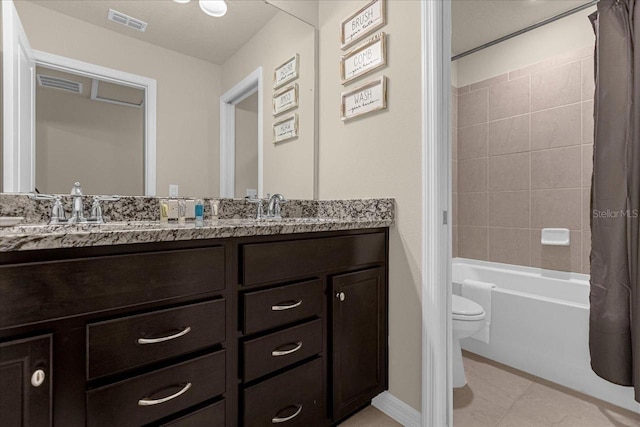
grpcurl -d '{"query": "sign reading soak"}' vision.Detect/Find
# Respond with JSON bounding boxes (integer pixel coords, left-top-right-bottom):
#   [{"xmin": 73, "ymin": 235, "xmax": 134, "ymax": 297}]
[
  {"xmin": 341, "ymin": 0, "xmax": 386, "ymax": 49},
  {"xmin": 274, "ymin": 54, "xmax": 299, "ymax": 89},
  {"xmin": 273, "ymin": 113, "xmax": 298, "ymax": 143},
  {"xmin": 341, "ymin": 32, "xmax": 386, "ymax": 84},
  {"xmin": 341, "ymin": 76, "xmax": 387, "ymax": 121},
  {"xmin": 273, "ymin": 84, "xmax": 298, "ymax": 116}
]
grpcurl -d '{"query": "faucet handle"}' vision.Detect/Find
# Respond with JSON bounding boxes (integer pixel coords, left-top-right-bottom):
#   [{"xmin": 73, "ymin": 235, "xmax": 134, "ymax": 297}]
[
  {"xmin": 89, "ymin": 196, "xmax": 120, "ymax": 223},
  {"xmin": 245, "ymin": 196, "xmax": 264, "ymax": 220},
  {"xmin": 31, "ymin": 194, "xmax": 67, "ymax": 224}
]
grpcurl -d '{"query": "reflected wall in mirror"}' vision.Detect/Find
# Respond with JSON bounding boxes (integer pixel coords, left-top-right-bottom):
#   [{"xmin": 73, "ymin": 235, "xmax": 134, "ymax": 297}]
[{"xmin": 2, "ymin": 0, "xmax": 316, "ymax": 198}]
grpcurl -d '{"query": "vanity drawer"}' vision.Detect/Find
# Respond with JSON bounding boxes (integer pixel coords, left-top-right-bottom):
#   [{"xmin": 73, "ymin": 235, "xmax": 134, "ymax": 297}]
[
  {"xmin": 87, "ymin": 299, "xmax": 225, "ymax": 380},
  {"xmin": 242, "ymin": 279, "xmax": 323, "ymax": 335},
  {"xmin": 160, "ymin": 400, "xmax": 225, "ymax": 426},
  {"xmin": 241, "ymin": 233, "xmax": 385, "ymax": 286},
  {"xmin": 86, "ymin": 350, "xmax": 225, "ymax": 427},
  {"xmin": 243, "ymin": 319, "xmax": 322, "ymax": 382},
  {"xmin": 0, "ymin": 247, "xmax": 225, "ymax": 329},
  {"xmin": 243, "ymin": 358, "xmax": 323, "ymax": 427}
]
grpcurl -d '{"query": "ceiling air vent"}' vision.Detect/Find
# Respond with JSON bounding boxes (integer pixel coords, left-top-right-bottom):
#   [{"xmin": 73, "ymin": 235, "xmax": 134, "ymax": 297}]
[
  {"xmin": 37, "ymin": 74, "xmax": 83, "ymax": 94},
  {"xmin": 107, "ymin": 9, "xmax": 148, "ymax": 32}
]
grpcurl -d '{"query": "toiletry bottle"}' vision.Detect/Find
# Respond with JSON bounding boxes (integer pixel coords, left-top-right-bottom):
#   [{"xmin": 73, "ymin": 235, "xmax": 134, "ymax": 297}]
[
  {"xmin": 210, "ymin": 199, "xmax": 220, "ymax": 221},
  {"xmin": 195, "ymin": 199, "xmax": 204, "ymax": 227},
  {"xmin": 159, "ymin": 199, "xmax": 169, "ymax": 224},
  {"xmin": 178, "ymin": 199, "xmax": 186, "ymax": 225}
]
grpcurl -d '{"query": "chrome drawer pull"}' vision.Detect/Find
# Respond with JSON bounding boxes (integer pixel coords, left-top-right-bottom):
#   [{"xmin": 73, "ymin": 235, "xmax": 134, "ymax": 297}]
[
  {"xmin": 138, "ymin": 382, "xmax": 192, "ymax": 406},
  {"xmin": 271, "ymin": 300, "xmax": 302, "ymax": 311},
  {"xmin": 137, "ymin": 326, "xmax": 191, "ymax": 344},
  {"xmin": 271, "ymin": 342, "xmax": 303, "ymax": 357},
  {"xmin": 272, "ymin": 404, "xmax": 303, "ymax": 424}
]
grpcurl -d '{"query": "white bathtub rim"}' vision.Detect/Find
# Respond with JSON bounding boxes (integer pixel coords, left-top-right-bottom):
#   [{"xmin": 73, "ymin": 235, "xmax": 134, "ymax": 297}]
[{"xmin": 453, "ymin": 257, "xmax": 590, "ymax": 283}]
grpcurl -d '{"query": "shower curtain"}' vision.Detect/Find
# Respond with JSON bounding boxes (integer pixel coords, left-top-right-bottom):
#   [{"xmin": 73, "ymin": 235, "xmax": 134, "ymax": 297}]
[{"xmin": 589, "ymin": 0, "xmax": 640, "ymax": 401}]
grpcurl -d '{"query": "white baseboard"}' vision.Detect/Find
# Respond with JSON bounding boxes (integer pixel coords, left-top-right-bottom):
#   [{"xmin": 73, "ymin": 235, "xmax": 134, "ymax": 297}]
[{"xmin": 372, "ymin": 391, "xmax": 422, "ymax": 427}]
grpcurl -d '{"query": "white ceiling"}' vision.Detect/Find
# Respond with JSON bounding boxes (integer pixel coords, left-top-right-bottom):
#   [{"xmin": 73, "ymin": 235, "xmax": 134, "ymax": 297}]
[
  {"xmin": 452, "ymin": 0, "xmax": 595, "ymax": 56},
  {"xmin": 22, "ymin": 0, "xmax": 280, "ymax": 65}
]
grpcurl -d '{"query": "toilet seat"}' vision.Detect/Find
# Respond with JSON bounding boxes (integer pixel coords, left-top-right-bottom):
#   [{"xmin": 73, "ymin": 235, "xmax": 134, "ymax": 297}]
[{"xmin": 452, "ymin": 294, "xmax": 485, "ymax": 321}]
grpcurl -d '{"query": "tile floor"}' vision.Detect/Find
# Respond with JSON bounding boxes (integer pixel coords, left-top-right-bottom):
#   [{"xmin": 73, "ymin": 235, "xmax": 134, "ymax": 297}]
[
  {"xmin": 454, "ymin": 351, "xmax": 640, "ymax": 427},
  {"xmin": 338, "ymin": 405, "xmax": 402, "ymax": 426}
]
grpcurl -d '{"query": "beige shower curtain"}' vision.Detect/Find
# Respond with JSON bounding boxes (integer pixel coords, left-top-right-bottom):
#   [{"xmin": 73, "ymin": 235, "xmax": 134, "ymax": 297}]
[{"xmin": 589, "ymin": 0, "xmax": 640, "ymax": 401}]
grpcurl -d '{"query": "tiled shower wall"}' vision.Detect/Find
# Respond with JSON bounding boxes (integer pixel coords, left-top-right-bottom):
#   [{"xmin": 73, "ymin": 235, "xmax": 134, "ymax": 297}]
[{"xmin": 452, "ymin": 46, "xmax": 594, "ymax": 274}]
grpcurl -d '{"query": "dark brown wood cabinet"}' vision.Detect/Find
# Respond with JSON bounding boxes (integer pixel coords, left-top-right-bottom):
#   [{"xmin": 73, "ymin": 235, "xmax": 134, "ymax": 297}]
[
  {"xmin": 0, "ymin": 228, "xmax": 389, "ymax": 426},
  {"xmin": 0, "ymin": 335, "xmax": 52, "ymax": 427},
  {"xmin": 331, "ymin": 268, "xmax": 388, "ymax": 420}
]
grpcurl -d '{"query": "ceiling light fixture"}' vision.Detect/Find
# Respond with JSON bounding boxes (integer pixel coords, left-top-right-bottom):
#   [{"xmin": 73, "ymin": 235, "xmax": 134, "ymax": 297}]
[
  {"xmin": 199, "ymin": 0, "xmax": 227, "ymax": 17},
  {"xmin": 172, "ymin": 0, "xmax": 191, "ymax": 3}
]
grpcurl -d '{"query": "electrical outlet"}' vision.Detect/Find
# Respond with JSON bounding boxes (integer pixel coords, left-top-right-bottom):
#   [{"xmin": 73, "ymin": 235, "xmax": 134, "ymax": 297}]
[
  {"xmin": 167, "ymin": 199, "xmax": 179, "ymax": 219},
  {"xmin": 246, "ymin": 189, "xmax": 257, "ymax": 199},
  {"xmin": 169, "ymin": 184, "xmax": 179, "ymax": 198},
  {"xmin": 185, "ymin": 199, "xmax": 195, "ymax": 219}
]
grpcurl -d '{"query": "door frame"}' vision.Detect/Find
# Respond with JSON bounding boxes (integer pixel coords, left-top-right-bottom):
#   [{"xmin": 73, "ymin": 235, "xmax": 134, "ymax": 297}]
[
  {"xmin": 219, "ymin": 67, "xmax": 263, "ymax": 198},
  {"xmin": 421, "ymin": 1, "xmax": 452, "ymax": 426},
  {"xmin": 30, "ymin": 50, "xmax": 157, "ymax": 196}
]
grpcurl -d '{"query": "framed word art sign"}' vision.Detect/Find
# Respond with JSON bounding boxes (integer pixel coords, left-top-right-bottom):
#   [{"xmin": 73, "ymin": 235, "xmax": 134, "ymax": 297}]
[
  {"xmin": 273, "ymin": 113, "xmax": 299, "ymax": 143},
  {"xmin": 341, "ymin": 76, "xmax": 387, "ymax": 121},
  {"xmin": 340, "ymin": 0, "xmax": 386, "ymax": 50},
  {"xmin": 273, "ymin": 84, "xmax": 298, "ymax": 116},
  {"xmin": 274, "ymin": 54, "xmax": 299, "ymax": 89},
  {"xmin": 341, "ymin": 32, "xmax": 386, "ymax": 84}
]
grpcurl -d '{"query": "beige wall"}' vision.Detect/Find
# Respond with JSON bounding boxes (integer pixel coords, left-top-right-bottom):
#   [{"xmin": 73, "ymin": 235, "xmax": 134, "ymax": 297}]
[
  {"xmin": 318, "ymin": 0, "xmax": 423, "ymax": 411},
  {"xmin": 267, "ymin": 0, "xmax": 318, "ymax": 27},
  {"xmin": 222, "ymin": 11, "xmax": 315, "ymax": 199},
  {"xmin": 235, "ymin": 92, "xmax": 259, "ymax": 197},
  {"xmin": 35, "ymin": 80, "xmax": 143, "ymax": 196},
  {"xmin": 454, "ymin": 45, "xmax": 594, "ymax": 274},
  {"xmin": 14, "ymin": 1, "xmax": 221, "ymax": 197},
  {"xmin": 455, "ymin": 7, "xmax": 596, "ymax": 87}
]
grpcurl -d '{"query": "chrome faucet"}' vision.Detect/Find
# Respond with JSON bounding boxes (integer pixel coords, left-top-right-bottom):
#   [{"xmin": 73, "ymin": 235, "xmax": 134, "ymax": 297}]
[
  {"xmin": 32, "ymin": 194, "xmax": 68, "ymax": 224},
  {"xmin": 245, "ymin": 196, "xmax": 265, "ymax": 220},
  {"xmin": 266, "ymin": 193, "xmax": 287, "ymax": 219},
  {"xmin": 68, "ymin": 182, "xmax": 86, "ymax": 224}
]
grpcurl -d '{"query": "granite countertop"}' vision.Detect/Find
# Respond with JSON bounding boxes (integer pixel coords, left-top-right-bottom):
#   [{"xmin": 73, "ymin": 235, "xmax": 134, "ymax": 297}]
[{"xmin": 0, "ymin": 197, "xmax": 394, "ymax": 252}]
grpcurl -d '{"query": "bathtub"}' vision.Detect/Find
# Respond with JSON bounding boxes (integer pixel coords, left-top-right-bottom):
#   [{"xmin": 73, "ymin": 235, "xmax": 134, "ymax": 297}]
[{"xmin": 452, "ymin": 258, "xmax": 640, "ymax": 414}]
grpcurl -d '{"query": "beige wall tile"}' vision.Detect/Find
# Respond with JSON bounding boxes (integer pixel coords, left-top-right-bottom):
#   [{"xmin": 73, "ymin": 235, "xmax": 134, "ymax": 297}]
[
  {"xmin": 488, "ymin": 115, "xmax": 529, "ymax": 156},
  {"xmin": 583, "ymin": 188, "xmax": 591, "ymax": 232},
  {"xmin": 583, "ymin": 144, "xmax": 593, "ymax": 188},
  {"xmin": 488, "ymin": 153, "xmax": 530, "ymax": 191},
  {"xmin": 555, "ymin": 46, "xmax": 593, "ymax": 67},
  {"xmin": 459, "ymin": 89, "xmax": 488, "ymax": 127},
  {"xmin": 489, "ymin": 228, "xmax": 531, "ymax": 266},
  {"xmin": 452, "ymin": 226, "xmax": 458, "ymax": 258},
  {"xmin": 451, "ymin": 87, "xmax": 459, "ymax": 129},
  {"xmin": 458, "ymin": 226, "xmax": 488, "ymax": 260},
  {"xmin": 531, "ymin": 61, "xmax": 581, "ymax": 111},
  {"xmin": 452, "ymin": 192, "xmax": 458, "ymax": 226},
  {"xmin": 459, "ymin": 158, "xmax": 487, "ymax": 193},
  {"xmin": 582, "ymin": 56, "xmax": 595, "ymax": 101},
  {"xmin": 452, "ymin": 160, "xmax": 458, "ymax": 194},
  {"xmin": 530, "ymin": 104, "xmax": 581, "ymax": 150},
  {"xmin": 531, "ymin": 146, "xmax": 582, "ymax": 190},
  {"xmin": 508, "ymin": 57, "xmax": 555, "ymax": 81},
  {"xmin": 489, "ymin": 76, "xmax": 530, "ymax": 121},
  {"xmin": 458, "ymin": 124, "xmax": 488, "ymax": 160},
  {"xmin": 531, "ymin": 189, "xmax": 582, "ymax": 230},
  {"xmin": 582, "ymin": 100, "xmax": 594, "ymax": 143},
  {"xmin": 582, "ymin": 230, "xmax": 591, "ymax": 274},
  {"xmin": 488, "ymin": 191, "xmax": 530, "ymax": 228},
  {"xmin": 470, "ymin": 73, "xmax": 508, "ymax": 91},
  {"xmin": 452, "ymin": 128, "xmax": 458, "ymax": 160},
  {"xmin": 530, "ymin": 230, "xmax": 582, "ymax": 272},
  {"xmin": 458, "ymin": 85, "xmax": 470, "ymax": 95},
  {"xmin": 458, "ymin": 193, "xmax": 488, "ymax": 226}
]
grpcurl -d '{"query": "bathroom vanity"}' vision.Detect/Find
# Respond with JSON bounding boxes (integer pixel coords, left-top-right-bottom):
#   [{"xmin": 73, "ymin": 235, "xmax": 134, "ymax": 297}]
[{"xmin": 0, "ymin": 198, "xmax": 392, "ymax": 427}]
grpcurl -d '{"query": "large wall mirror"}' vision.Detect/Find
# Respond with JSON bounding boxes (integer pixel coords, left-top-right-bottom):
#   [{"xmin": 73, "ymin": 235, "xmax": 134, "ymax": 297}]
[{"xmin": 2, "ymin": 0, "xmax": 317, "ymax": 198}]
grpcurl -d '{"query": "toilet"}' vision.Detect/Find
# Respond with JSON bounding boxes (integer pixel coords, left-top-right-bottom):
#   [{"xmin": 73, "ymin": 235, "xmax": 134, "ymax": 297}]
[{"xmin": 452, "ymin": 294, "xmax": 486, "ymax": 388}]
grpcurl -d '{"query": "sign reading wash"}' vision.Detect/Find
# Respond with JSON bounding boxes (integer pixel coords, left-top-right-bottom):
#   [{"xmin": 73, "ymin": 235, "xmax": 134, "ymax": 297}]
[
  {"xmin": 340, "ymin": 0, "xmax": 386, "ymax": 49},
  {"xmin": 341, "ymin": 76, "xmax": 387, "ymax": 121}
]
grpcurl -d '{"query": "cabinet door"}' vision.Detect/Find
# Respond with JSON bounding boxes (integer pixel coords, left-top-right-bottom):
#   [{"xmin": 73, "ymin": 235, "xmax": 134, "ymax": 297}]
[
  {"xmin": 331, "ymin": 268, "xmax": 387, "ymax": 421},
  {"xmin": 0, "ymin": 335, "xmax": 52, "ymax": 427}
]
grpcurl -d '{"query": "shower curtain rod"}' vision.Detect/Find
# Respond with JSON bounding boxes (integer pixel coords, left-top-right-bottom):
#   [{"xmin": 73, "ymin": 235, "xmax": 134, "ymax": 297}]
[{"xmin": 452, "ymin": 0, "xmax": 599, "ymax": 61}]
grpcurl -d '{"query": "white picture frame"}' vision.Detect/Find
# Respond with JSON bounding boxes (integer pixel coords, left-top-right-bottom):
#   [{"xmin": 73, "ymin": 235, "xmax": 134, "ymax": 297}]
[
  {"xmin": 341, "ymin": 76, "xmax": 387, "ymax": 121},
  {"xmin": 340, "ymin": 0, "xmax": 386, "ymax": 50},
  {"xmin": 273, "ymin": 54, "xmax": 299, "ymax": 89},
  {"xmin": 273, "ymin": 113, "xmax": 299, "ymax": 143},
  {"xmin": 273, "ymin": 83, "xmax": 299, "ymax": 116},
  {"xmin": 341, "ymin": 32, "xmax": 387, "ymax": 85}
]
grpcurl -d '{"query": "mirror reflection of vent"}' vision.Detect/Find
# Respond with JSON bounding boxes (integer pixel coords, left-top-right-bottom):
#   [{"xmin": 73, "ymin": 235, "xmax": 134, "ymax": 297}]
[
  {"xmin": 37, "ymin": 74, "xmax": 83, "ymax": 94},
  {"xmin": 107, "ymin": 9, "xmax": 148, "ymax": 32}
]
